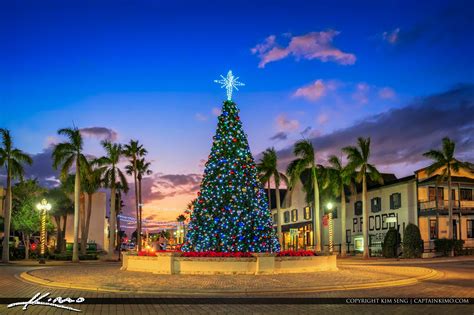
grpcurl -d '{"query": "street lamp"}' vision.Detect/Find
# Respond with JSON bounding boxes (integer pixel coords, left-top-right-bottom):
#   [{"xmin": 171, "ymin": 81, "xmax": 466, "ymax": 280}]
[
  {"xmin": 326, "ymin": 202, "xmax": 334, "ymax": 254},
  {"xmin": 36, "ymin": 199, "xmax": 51, "ymax": 264}
]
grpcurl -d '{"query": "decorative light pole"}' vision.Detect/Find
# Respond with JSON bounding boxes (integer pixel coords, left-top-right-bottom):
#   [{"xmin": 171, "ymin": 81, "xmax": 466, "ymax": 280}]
[
  {"xmin": 326, "ymin": 202, "xmax": 334, "ymax": 254},
  {"xmin": 36, "ymin": 199, "xmax": 51, "ymax": 264}
]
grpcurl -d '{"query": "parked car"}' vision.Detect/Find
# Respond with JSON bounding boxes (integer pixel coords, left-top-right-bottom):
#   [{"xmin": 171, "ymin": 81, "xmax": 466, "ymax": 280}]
[{"xmin": 121, "ymin": 242, "xmax": 135, "ymax": 251}]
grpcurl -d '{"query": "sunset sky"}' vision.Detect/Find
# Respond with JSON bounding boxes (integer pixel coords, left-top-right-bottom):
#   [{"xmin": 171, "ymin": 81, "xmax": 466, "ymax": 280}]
[{"xmin": 1, "ymin": 0, "xmax": 473, "ymax": 230}]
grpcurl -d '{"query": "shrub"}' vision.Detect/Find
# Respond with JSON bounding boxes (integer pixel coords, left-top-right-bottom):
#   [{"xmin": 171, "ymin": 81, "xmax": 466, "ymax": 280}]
[
  {"xmin": 402, "ymin": 223, "xmax": 423, "ymax": 258},
  {"xmin": 434, "ymin": 239, "xmax": 465, "ymax": 256},
  {"xmin": 382, "ymin": 228, "xmax": 401, "ymax": 258},
  {"xmin": 50, "ymin": 253, "xmax": 98, "ymax": 261},
  {"xmin": 181, "ymin": 251, "xmax": 253, "ymax": 258}
]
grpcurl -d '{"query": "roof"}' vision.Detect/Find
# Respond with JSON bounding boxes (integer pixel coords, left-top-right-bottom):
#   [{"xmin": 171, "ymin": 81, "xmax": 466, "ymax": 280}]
[
  {"xmin": 418, "ymin": 175, "xmax": 474, "ymax": 184},
  {"xmin": 352, "ymin": 173, "xmax": 415, "ymax": 192}
]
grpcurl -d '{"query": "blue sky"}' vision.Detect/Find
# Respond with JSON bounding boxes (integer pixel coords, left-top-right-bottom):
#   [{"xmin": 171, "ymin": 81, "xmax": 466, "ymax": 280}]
[{"xmin": 1, "ymin": 0, "xmax": 473, "ymax": 223}]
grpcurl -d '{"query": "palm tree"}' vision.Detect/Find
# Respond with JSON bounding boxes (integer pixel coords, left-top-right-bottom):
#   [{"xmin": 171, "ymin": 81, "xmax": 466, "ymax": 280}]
[
  {"xmin": 52, "ymin": 127, "xmax": 87, "ymax": 262},
  {"xmin": 95, "ymin": 141, "xmax": 127, "ymax": 260},
  {"xmin": 123, "ymin": 140, "xmax": 147, "ymax": 251},
  {"xmin": 343, "ymin": 137, "xmax": 383, "ymax": 259},
  {"xmin": 115, "ymin": 181, "xmax": 129, "ymax": 249},
  {"xmin": 257, "ymin": 148, "xmax": 287, "ymax": 245},
  {"xmin": 423, "ymin": 137, "xmax": 465, "ymax": 244},
  {"xmin": 0, "ymin": 129, "xmax": 33, "ymax": 263},
  {"xmin": 80, "ymin": 160, "xmax": 103, "ymax": 255},
  {"xmin": 324, "ymin": 155, "xmax": 354, "ymax": 256},
  {"xmin": 125, "ymin": 157, "xmax": 151, "ymax": 248},
  {"xmin": 287, "ymin": 140, "xmax": 322, "ymax": 252}
]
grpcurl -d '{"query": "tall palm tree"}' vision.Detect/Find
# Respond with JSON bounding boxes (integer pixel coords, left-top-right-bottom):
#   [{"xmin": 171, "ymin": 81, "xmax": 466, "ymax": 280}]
[
  {"xmin": 136, "ymin": 157, "xmax": 152, "ymax": 242},
  {"xmin": 423, "ymin": 137, "xmax": 464, "ymax": 243},
  {"xmin": 176, "ymin": 214, "xmax": 186, "ymax": 244},
  {"xmin": 257, "ymin": 148, "xmax": 287, "ymax": 245},
  {"xmin": 95, "ymin": 141, "xmax": 127, "ymax": 260},
  {"xmin": 80, "ymin": 160, "xmax": 103, "ymax": 255},
  {"xmin": 0, "ymin": 129, "xmax": 33, "ymax": 263},
  {"xmin": 257, "ymin": 152, "xmax": 273, "ymax": 211},
  {"xmin": 115, "ymin": 181, "xmax": 129, "ymax": 250},
  {"xmin": 123, "ymin": 140, "xmax": 147, "ymax": 251},
  {"xmin": 52, "ymin": 127, "xmax": 87, "ymax": 262},
  {"xmin": 343, "ymin": 137, "xmax": 383, "ymax": 259},
  {"xmin": 324, "ymin": 155, "xmax": 354, "ymax": 256},
  {"xmin": 287, "ymin": 140, "xmax": 322, "ymax": 252}
]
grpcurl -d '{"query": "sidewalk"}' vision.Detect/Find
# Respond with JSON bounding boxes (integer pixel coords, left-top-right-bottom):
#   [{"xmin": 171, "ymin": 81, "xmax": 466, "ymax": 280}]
[{"xmin": 338, "ymin": 255, "xmax": 474, "ymax": 265}]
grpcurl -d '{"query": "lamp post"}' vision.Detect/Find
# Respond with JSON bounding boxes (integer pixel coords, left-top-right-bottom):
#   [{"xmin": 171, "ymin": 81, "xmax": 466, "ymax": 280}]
[
  {"xmin": 326, "ymin": 202, "xmax": 334, "ymax": 254},
  {"xmin": 36, "ymin": 199, "xmax": 51, "ymax": 264}
]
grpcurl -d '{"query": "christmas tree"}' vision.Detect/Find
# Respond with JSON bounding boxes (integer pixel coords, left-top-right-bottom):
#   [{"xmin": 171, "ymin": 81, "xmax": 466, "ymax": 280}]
[{"xmin": 182, "ymin": 71, "xmax": 280, "ymax": 253}]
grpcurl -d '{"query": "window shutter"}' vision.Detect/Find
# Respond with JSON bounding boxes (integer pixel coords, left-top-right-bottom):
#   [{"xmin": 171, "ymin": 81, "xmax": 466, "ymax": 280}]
[{"xmin": 390, "ymin": 194, "xmax": 394, "ymax": 209}]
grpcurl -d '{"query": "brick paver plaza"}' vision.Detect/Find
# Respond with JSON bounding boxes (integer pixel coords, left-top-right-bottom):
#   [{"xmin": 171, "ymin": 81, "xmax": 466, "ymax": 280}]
[{"xmin": 0, "ymin": 257, "xmax": 472, "ymax": 314}]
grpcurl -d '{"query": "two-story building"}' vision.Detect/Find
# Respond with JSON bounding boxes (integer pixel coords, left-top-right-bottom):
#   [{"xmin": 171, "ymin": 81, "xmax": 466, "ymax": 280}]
[{"xmin": 271, "ymin": 164, "xmax": 474, "ymax": 255}]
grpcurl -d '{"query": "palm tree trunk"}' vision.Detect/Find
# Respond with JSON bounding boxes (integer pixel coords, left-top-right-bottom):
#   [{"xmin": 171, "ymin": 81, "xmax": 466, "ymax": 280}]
[
  {"xmin": 448, "ymin": 172, "xmax": 454, "ymax": 257},
  {"xmin": 362, "ymin": 174, "xmax": 369, "ymax": 259},
  {"xmin": 81, "ymin": 193, "xmax": 93, "ymax": 255},
  {"xmin": 72, "ymin": 161, "xmax": 81, "ymax": 263},
  {"xmin": 80, "ymin": 193, "xmax": 86, "ymax": 255},
  {"xmin": 61, "ymin": 215, "xmax": 67, "ymax": 253},
  {"xmin": 312, "ymin": 166, "xmax": 321, "ymax": 252},
  {"xmin": 108, "ymin": 185, "xmax": 117, "ymax": 260},
  {"xmin": 1, "ymin": 165, "xmax": 11, "ymax": 263},
  {"xmin": 341, "ymin": 187, "xmax": 347, "ymax": 256},
  {"xmin": 54, "ymin": 216, "xmax": 62, "ymax": 252},
  {"xmin": 138, "ymin": 177, "xmax": 143, "ymax": 249},
  {"xmin": 133, "ymin": 159, "xmax": 141, "ymax": 252},
  {"xmin": 275, "ymin": 181, "xmax": 282, "ymax": 246},
  {"xmin": 267, "ymin": 181, "xmax": 271, "ymax": 210}
]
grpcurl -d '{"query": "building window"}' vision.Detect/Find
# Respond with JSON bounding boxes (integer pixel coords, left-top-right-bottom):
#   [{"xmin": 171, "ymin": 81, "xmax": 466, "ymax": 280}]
[
  {"xmin": 428, "ymin": 187, "xmax": 444, "ymax": 202},
  {"xmin": 284, "ymin": 211, "xmax": 290, "ymax": 223},
  {"xmin": 390, "ymin": 193, "xmax": 401, "ymax": 209},
  {"xmin": 291, "ymin": 209, "xmax": 298, "ymax": 222},
  {"xmin": 273, "ymin": 213, "xmax": 277, "ymax": 225},
  {"xmin": 467, "ymin": 220, "xmax": 474, "ymax": 239},
  {"xmin": 461, "ymin": 189, "xmax": 473, "ymax": 201},
  {"xmin": 303, "ymin": 206, "xmax": 311, "ymax": 220},
  {"xmin": 429, "ymin": 220, "xmax": 438, "ymax": 240},
  {"xmin": 354, "ymin": 201, "xmax": 362, "ymax": 216},
  {"xmin": 371, "ymin": 197, "xmax": 381, "ymax": 213}
]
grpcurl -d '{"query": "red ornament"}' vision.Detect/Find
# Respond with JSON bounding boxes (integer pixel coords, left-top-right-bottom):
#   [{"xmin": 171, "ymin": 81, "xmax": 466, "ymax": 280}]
[{"xmin": 232, "ymin": 138, "xmax": 237, "ymax": 142}]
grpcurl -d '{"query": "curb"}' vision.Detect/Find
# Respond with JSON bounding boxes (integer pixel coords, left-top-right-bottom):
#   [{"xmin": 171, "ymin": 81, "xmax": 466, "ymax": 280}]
[{"xmin": 19, "ymin": 268, "xmax": 441, "ymax": 296}]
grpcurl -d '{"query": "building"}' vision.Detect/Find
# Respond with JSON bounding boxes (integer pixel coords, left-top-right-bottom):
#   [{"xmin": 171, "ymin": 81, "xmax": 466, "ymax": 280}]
[
  {"xmin": 63, "ymin": 192, "xmax": 109, "ymax": 251},
  {"xmin": 271, "ymin": 164, "xmax": 474, "ymax": 255}
]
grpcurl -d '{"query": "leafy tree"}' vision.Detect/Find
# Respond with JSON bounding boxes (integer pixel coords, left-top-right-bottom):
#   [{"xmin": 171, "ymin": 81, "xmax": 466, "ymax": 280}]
[
  {"xmin": 0, "ymin": 128, "xmax": 32, "ymax": 262},
  {"xmin": 52, "ymin": 127, "xmax": 88, "ymax": 262},
  {"xmin": 343, "ymin": 137, "xmax": 383, "ymax": 258},
  {"xmin": 257, "ymin": 148, "xmax": 288, "ymax": 245},
  {"xmin": 95, "ymin": 141, "xmax": 127, "ymax": 260},
  {"xmin": 324, "ymin": 155, "xmax": 354, "ymax": 256},
  {"xmin": 123, "ymin": 140, "xmax": 147, "ymax": 251},
  {"xmin": 11, "ymin": 180, "xmax": 50, "ymax": 260},
  {"xmin": 423, "ymin": 137, "xmax": 465, "ymax": 246},
  {"xmin": 403, "ymin": 223, "xmax": 423, "ymax": 258},
  {"xmin": 287, "ymin": 140, "xmax": 322, "ymax": 252}
]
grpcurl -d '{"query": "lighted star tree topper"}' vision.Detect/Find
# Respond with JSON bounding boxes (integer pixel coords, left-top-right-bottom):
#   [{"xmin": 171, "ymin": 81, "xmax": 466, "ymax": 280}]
[
  {"xmin": 182, "ymin": 71, "xmax": 279, "ymax": 253},
  {"xmin": 214, "ymin": 70, "xmax": 245, "ymax": 101}
]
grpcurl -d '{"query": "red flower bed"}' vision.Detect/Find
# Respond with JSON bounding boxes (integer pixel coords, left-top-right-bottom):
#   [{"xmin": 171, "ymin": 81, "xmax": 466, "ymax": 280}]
[
  {"xmin": 137, "ymin": 250, "xmax": 174, "ymax": 256},
  {"xmin": 276, "ymin": 250, "xmax": 317, "ymax": 257},
  {"xmin": 181, "ymin": 251, "xmax": 253, "ymax": 258}
]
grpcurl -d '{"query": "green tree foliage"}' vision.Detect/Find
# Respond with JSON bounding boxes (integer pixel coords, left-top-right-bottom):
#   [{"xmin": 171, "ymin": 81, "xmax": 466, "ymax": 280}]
[
  {"xmin": 182, "ymin": 100, "xmax": 279, "ymax": 253},
  {"xmin": 382, "ymin": 228, "xmax": 401, "ymax": 258},
  {"xmin": 402, "ymin": 223, "xmax": 423, "ymax": 258}
]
